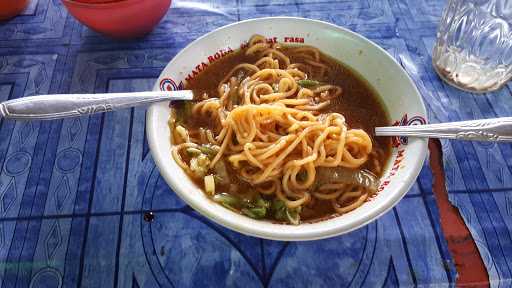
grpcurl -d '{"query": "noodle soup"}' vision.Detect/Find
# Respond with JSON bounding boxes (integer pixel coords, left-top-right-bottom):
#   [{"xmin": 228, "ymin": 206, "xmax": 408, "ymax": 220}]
[{"xmin": 170, "ymin": 35, "xmax": 391, "ymax": 224}]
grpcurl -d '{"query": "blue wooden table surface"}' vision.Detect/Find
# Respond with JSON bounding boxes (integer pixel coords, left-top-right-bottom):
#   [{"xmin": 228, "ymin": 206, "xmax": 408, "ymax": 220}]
[{"xmin": 1, "ymin": 0, "xmax": 511, "ymax": 287}]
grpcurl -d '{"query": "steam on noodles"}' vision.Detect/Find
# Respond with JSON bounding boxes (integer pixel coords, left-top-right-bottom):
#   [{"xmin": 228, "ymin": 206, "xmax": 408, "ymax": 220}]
[{"xmin": 170, "ymin": 35, "xmax": 390, "ymax": 224}]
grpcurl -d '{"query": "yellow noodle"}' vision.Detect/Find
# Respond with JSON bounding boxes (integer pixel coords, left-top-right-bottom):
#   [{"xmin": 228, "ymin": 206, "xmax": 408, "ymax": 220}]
[{"xmin": 170, "ymin": 34, "xmax": 379, "ymax": 220}]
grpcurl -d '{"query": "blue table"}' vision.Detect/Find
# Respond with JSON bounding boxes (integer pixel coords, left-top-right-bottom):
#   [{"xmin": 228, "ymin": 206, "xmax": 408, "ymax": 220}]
[{"xmin": 1, "ymin": 0, "xmax": 510, "ymax": 286}]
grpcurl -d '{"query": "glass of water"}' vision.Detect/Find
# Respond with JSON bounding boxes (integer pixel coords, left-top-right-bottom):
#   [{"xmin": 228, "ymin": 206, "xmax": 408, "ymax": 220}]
[{"xmin": 433, "ymin": 0, "xmax": 512, "ymax": 93}]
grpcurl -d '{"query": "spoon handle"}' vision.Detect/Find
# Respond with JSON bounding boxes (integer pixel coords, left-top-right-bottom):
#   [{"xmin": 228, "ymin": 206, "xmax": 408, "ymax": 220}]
[
  {"xmin": 375, "ymin": 117, "xmax": 512, "ymax": 142},
  {"xmin": 0, "ymin": 91, "xmax": 193, "ymax": 120}
]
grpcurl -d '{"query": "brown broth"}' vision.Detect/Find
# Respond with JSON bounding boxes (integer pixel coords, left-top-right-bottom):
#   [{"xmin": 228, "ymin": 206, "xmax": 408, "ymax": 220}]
[{"xmin": 174, "ymin": 45, "xmax": 391, "ymax": 223}]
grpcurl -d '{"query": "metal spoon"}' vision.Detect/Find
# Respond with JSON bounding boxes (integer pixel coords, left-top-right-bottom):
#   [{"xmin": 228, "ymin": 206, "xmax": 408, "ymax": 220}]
[
  {"xmin": 0, "ymin": 91, "xmax": 193, "ymax": 120},
  {"xmin": 375, "ymin": 117, "xmax": 512, "ymax": 142}
]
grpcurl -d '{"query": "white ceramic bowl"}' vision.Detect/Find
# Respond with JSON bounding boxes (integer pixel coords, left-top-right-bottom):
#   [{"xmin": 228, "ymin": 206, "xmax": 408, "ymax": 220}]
[{"xmin": 147, "ymin": 17, "xmax": 427, "ymax": 241}]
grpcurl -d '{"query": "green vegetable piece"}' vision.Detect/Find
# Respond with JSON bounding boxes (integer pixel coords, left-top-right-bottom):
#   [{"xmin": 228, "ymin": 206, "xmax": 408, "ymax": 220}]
[
  {"xmin": 286, "ymin": 208, "xmax": 301, "ymax": 225},
  {"xmin": 297, "ymin": 79, "xmax": 320, "ymax": 88},
  {"xmin": 274, "ymin": 209, "xmax": 287, "ymax": 221},
  {"xmin": 270, "ymin": 199, "xmax": 301, "ymax": 224},
  {"xmin": 242, "ymin": 207, "xmax": 267, "ymax": 219},
  {"xmin": 199, "ymin": 145, "xmax": 219, "ymax": 159},
  {"xmin": 213, "ymin": 193, "xmax": 242, "ymax": 210},
  {"xmin": 255, "ymin": 197, "xmax": 270, "ymax": 209},
  {"xmin": 186, "ymin": 148, "xmax": 202, "ymax": 157},
  {"xmin": 271, "ymin": 199, "xmax": 287, "ymax": 221},
  {"xmin": 271, "ymin": 199, "xmax": 285, "ymax": 211},
  {"xmin": 174, "ymin": 101, "xmax": 193, "ymax": 125}
]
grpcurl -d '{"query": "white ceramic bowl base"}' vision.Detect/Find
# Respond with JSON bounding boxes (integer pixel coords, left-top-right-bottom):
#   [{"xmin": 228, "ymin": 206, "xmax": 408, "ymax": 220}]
[{"xmin": 146, "ymin": 17, "xmax": 427, "ymax": 241}]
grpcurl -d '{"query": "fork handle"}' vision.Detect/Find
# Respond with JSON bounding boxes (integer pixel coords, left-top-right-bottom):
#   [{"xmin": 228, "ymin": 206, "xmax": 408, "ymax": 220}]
[{"xmin": 375, "ymin": 117, "xmax": 512, "ymax": 142}]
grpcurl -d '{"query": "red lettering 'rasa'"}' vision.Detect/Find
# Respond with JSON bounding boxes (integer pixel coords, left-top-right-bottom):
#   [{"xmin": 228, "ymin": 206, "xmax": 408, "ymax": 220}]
[{"xmin": 284, "ymin": 37, "xmax": 305, "ymax": 43}]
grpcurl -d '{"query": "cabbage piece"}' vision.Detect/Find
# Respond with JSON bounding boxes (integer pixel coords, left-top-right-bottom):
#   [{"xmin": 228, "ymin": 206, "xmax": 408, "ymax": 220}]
[{"xmin": 316, "ymin": 167, "xmax": 379, "ymax": 192}]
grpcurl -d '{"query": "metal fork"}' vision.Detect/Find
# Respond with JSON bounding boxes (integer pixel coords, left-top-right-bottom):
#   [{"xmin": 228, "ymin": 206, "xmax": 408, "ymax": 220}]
[{"xmin": 375, "ymin": 117, "xmax": 512, "ymax": 142}]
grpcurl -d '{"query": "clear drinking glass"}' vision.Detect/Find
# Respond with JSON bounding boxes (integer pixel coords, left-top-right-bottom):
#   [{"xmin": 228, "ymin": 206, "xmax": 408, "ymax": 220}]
[{"xmin": 433, "ymin": 0, "xmax": 512, "ymax": 93}]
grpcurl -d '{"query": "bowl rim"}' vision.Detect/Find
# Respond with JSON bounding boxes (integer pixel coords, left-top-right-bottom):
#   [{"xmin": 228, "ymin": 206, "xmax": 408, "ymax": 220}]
[{"xmin": 146, "ymin": 16, "xmax": 428, "ymax": 241}]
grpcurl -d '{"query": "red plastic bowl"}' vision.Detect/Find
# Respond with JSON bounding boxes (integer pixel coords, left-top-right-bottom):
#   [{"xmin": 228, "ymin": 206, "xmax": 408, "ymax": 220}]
[
  {"xmin": 62, "ymin": 0, "xmax": 171, "ymax": 39},
  {"xmin": 0, "ymin": 0, "xmax": 30, "ymax": 21},
  {"xmin": 71, "ymin": 0, "xmax": 123, "ymax": 3}
]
